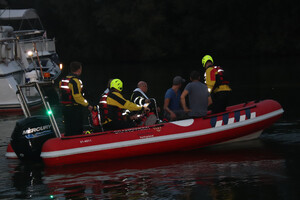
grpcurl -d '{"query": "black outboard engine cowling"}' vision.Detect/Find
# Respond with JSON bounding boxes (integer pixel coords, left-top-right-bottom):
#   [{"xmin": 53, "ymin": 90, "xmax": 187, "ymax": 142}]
[{"xmin": 11, "ymin": 115, "xmax": 56, "ymax": 161}]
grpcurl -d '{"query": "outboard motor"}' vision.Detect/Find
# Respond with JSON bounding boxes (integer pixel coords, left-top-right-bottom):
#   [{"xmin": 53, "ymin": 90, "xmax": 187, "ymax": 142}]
[{"xmin": 10, "ymin": 115, "xmax": 56, "ymax": 161}]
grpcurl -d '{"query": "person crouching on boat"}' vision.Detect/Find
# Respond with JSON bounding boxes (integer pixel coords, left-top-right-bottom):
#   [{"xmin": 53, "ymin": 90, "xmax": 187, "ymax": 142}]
[
  {"xmin": 102, "ymin": 78, "xmax": 150, "ymax": 131},
  {"xmin": 59, "ymin": 61, "xmax": 93, "ymax": 136},
  {"xmin": 180, "ymin": 71, "xmax": 212, "ymax": 118}
]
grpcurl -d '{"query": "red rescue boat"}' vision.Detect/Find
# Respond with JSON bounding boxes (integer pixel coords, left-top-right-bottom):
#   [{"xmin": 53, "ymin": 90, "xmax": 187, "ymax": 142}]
[{"xmin": 34, "ymin": 99, "xmax": 282, "ymax": 167}]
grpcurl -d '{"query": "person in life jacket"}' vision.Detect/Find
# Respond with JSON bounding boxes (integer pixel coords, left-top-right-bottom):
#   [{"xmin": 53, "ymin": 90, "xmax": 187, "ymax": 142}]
[
  {"xmin": 202, "ymin": 55, "xmax": 232, "ymax": 113},
  {"xmin": 102, "ymin": 78, "xmax": 150, "ymax": 131},
  {"xmin": 59, "ymin": 61, "xmax": 93, "ymax": 136},
  {"xmin": 131, "ymin": 81, "xmax": 151, "ymax": 106},
  {"xmin": 131, "ymin": 81, "xmax": 160, "ymax": 113},
  {"xmin": 98, "ymin": 79, "xmax": 113, "ymax": 126},
  {"xmin": 130, "ymin": 81, "xmax": 161, "ymax": 125}
]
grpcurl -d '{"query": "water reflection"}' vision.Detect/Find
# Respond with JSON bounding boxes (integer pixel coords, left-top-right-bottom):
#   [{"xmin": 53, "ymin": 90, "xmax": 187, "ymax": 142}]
[
  {"xmin": 9, "ymin": 162, "xmax": 48, "ymax": 199},
  {"xmin": 37, "ymin": 140, "xmax": 287, "ymax": 199}
]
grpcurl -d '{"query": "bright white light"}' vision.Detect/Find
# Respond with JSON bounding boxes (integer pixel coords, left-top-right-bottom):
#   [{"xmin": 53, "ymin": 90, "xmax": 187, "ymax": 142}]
[
  {"xmin": 27, "ymin": 51, "xmax": 33, "ymax": 57},
  {"xmin": 59, "ymin": 63, "xmax": 63, "ymax": 70}
]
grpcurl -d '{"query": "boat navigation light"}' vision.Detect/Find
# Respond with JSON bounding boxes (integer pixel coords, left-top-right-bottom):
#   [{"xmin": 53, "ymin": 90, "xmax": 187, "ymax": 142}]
[
  {"xmin": 27, "ymin": 51, "xmax": 33, "ymax": 57},
  {"xmin": 59, "ymin": 63, "xmax": 63, "ymax": 70},
  {"xmin": 47, "ymin": 109, "xmax": 53, "ymax": 116}
]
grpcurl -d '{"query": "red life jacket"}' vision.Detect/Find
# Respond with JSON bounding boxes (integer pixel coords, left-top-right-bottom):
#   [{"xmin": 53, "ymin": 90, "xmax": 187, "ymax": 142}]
[
  {"xmin": 59, "ymin": 77, "xmax": 74, "ymax": 105},
  {"xmin": 99, "ymin": 92, "xmax": 109, "ymax": 122},
  {"xmin": 210, "ymin": 66, "xmax": 230, "ymax": 92},
  {"xmin": 104, "ymin": 92, "xmax": 125, "ymax": 122},
  {"xmin": 59, "ymin": 76, "xmax": 83, "ymax": 105},
  {"xmin": 99, "ymin": 91, "xmax": 124, "ymax": 123}
]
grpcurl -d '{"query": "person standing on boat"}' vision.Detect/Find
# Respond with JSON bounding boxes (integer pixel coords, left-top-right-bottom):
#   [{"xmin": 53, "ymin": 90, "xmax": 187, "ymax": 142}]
[
  {"xmin": 59, "ymin": 61, "xmax": 93, "ymax": 136},
  {"xmin": 163, "ymin": 76, "xmax": 187, "ymax": 121},
  {"xmin": 103, "ymin": 79, "xmax": 150, "ymax": 131},
  {"xmin": 180, "ymin": 71, "xmax": 212, "ymax": 118},
  {"xmin": 202, "ymin": 55, "xmax": 231, "ymax": 113}
]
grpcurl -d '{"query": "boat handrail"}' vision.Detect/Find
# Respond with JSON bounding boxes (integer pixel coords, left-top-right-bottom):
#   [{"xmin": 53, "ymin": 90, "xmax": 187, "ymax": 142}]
[
  {"xmin": 19, "ymin": 39, "xmax": 56, "ymax": 56},
  {"xmin": 17, "ymin": 81, "xmax": 61, "ymax": 138},
  {"xmin": 203, "ymin": 104, "xmax": 257, "ymax": 119},
  {"xmin": 13, "ymin": 29, "xmax": 44, "ymax": 36},
  {"xmin": 17, "ymin": 80, "xmax": 54, "ymax": 88},
  {"xmin": 60, "ymin": 124, "xmax": 165, "ymax": 140},
  {"xmin": 18, "ymin": 37, "xmax": 54, "ymax": 43}
]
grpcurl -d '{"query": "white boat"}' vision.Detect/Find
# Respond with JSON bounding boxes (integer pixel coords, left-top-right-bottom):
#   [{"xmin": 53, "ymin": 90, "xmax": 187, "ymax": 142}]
[{"xmin": 0, "ymin": 9, "xmax": 61, "ymax": 114}]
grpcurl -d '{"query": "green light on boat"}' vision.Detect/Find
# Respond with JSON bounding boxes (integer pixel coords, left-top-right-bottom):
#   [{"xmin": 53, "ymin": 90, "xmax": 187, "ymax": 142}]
[{"xmin": 47, "ymin": 110, "xmax": 53, "ymax": 115}]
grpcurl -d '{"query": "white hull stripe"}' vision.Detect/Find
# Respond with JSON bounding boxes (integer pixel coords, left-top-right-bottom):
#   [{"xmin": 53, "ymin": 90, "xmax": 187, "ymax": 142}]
[
  {"xmin": 41, "ymin": 109, "xmax": 283, "ymax": 158},
  {"xmin": 171, "ymin": 119, "xmax": 194, "ymax": 127},
  {"xmin": 5, "ymin": 152, "xmax": 18, "ymax": 158},
  {"xmin": 211, "ymin": 111, "xmax": 256, "ymax": 128}
]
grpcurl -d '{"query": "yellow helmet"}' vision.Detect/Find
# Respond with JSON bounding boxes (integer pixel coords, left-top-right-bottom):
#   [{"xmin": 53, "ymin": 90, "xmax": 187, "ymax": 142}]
[
  {"xmin": 202, "ymin": 55, "xmax": 214, "ymax": 68},
  {"xmin": 110, "ymin": 79, "xmax": 123, "ymax": 91}
]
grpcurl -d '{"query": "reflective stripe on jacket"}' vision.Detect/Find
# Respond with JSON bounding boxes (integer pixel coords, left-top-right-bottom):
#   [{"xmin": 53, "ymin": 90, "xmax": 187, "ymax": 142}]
[
  {"xmin": 204, "ymin": 66, "xmax": 231, "ymax": 93},
  {"xmin": 59, "ymin": 74, "xmax": 89, "ymax": 106},
  {"xmin": 99, "ymin": 92, "xmax": 111, "ymax": 124},
  {"xmin": 131, "ymin": 91, "xmax": 147, "ymax": 106},
  {"xmin": 105, "ymin": 91, "xmax": 143, "ymax": 122}
]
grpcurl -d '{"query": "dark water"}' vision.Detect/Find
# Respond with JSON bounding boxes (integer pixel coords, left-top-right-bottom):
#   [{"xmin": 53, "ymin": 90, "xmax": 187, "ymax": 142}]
[{"xmin": 0, "ymin": 58, "xmax": 300, "ymax": 199}]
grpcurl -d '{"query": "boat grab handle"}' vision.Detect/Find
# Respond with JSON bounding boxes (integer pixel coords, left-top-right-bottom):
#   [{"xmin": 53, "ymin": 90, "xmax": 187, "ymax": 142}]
[{"xmin": 203, "ymin": 104, "xmax": 257, "ymax": 119}]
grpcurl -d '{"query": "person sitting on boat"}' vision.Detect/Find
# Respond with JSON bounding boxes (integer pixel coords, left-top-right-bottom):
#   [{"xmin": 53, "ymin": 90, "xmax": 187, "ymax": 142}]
[
  {"xmin": 102, "ymin": 78, "xmax": 150, "ymax": 131},
  {"xmin": 130, "ymin": 81, "xmax": 160, "ymax": 125},
  {"xmin": 98, "ymin": 78, "xmax": 114, "ymax": 127},
  {"xmin": 163, "ymin": 76, "xmax": 188, "ymax": 121},
  {"xmin": 59, "ymin": 61, "xmax": 93, "ymax": 136},
  {"xmin": 131, "ymin": 81, "xmax": 151, "ymax": 106},
  {"xmin": 131, "ymin": 81, "xmax": 160, "ymax": 117},
  {"xmin": 180, "ymin": 70, "xmax": 212, "ymax": 118},
  {"xmin": 202, "ymin": 55, "xmax": 232, "ymax": 113}
]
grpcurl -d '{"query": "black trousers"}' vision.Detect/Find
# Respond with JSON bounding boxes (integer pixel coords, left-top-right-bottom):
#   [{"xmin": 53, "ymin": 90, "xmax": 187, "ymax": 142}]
[
  {"xmin": 63, "ymin": 105, "xmax": 84, "ymax": 136},
  {"xmin": 210, "ymin": 91, "xmax": 231, "ymax": 114}
]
